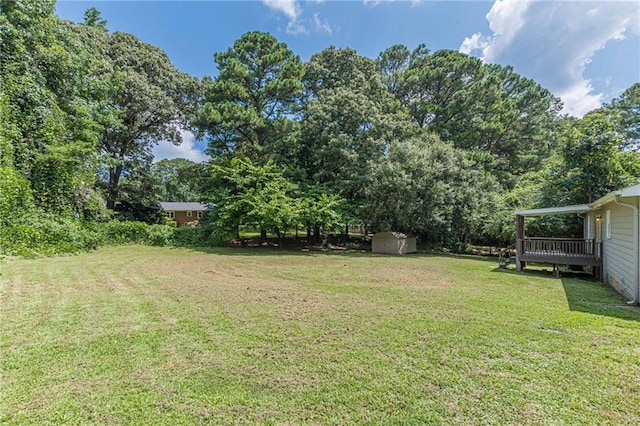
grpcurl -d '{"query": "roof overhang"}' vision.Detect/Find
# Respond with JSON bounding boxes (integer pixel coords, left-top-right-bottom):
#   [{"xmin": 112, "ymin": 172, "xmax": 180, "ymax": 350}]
[
  {"xmin": 590, "ymin": 183, "xmax": 640, "ymax": 209},
  {"xmin": 515, "ymin": 204, "xmax": 592, "ymax": 217},
  {"xmin": 514, "ymin": 183, "xmax": 640, "ymax": 217}
]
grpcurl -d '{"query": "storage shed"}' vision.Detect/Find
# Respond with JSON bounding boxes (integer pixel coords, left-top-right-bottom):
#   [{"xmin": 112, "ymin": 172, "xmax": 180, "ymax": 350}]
[{"xmin": 372, "ymin": 232, "xmax": 417, "ymax": 254}]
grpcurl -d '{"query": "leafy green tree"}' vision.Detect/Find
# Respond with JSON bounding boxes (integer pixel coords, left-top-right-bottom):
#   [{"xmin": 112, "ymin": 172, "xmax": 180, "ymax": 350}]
[
  {"xmin": 95, "ymin": 31, "xmax": 200, "ymax": 208},
  {"xmin": 559, "ymin": 109, "xmax": 640, "ymax": 204},
  {"xmin": 195, "ymin": 31, "xmax": 304, "ymax": 164},
  {"xmin": 609, "ymin": 83, "xmax": 640, "ymax": 151},
  {"xmin": 297, "ymin": 185, "xmax": 343, "ymax": 242},
  {"xmin": 377, "ymin": 46, "xmax": 561, "ymax": 188},
  {"xmin": 1, "ymin": 0, "xmax": 101, "ymax": 214},
  {"xmin": 83, "ymin": 7, "xmax": 106, "ymax": 28},
  {"xmin": 113, "ymin": 169, "xmax": 165, "ymax": 224},
  {"xmin": 202, "ymin": 158, "xmax": 300, "ymax": 240},
  {"xmin": 365, "ymin": 133, "xmax": 495, "ymax": 249},
  {"xmin": 300, "ymin": 47, "xmax": 413, "ymax": 225},
  {"xmin": 151, "ymin": 158, "xmax": 204, "ymax": 202}
]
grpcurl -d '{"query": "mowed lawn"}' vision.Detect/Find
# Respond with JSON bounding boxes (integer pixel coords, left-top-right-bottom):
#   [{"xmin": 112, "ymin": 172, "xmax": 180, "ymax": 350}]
[{"xmin": 2, "ymin": 246, "xmax": 640, "ymax": 425}]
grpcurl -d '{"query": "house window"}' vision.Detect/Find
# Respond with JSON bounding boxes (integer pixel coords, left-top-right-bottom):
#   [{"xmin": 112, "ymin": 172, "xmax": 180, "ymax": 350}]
[
  {"xmin": 197, "ymin": 211, "xmax": 203, "ymax": 219},
  {"xmin": 605, "ymin": 209, "xmax": 611, "ymax": 239},
  {"xmin": 186, "ymin": 211, "xmax": 192, "ymax": 217},
  {"xmin": 167, "ymin": 211, "xmax": 175, "ymax": 219}
]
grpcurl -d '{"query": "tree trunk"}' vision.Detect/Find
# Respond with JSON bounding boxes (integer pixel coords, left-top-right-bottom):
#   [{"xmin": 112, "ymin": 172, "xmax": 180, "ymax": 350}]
[
  {"xmin": 106, "ymin": 164, "xmax": 123, "ymax": 209},
  {"xmin": 260, "ymin": 228, "xmax": 267, "ymax": 241},
  {"xmin": 306, "ymin": 226, "xmax": 312, "ymax": 241},
  {"xmin": 314, "ymin": 225, "xmax": 321, "ymax": 244}
]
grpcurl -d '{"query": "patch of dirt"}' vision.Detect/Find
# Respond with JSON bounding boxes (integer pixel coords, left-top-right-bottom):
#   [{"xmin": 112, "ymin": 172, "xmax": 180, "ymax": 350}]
[{"xmin": 141, "ymin": 254, "xmax": 369, "ymax": 320}]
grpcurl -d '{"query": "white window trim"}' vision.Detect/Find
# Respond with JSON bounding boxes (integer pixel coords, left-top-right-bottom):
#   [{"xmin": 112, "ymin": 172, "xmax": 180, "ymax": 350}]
[
  {"xmin": 197, "ymin": 211, "xmax": 203, "ymax": 219},
  {"xmin": 186, "ymin": 210, "xmax": 193, "ymax": 217},
  {"xmin": 605, "ymin": 209, "xmax": 611, "ymax": 239},
  {"xmin": 167, "ymin": 211, "xmax": 175, "ymax": 219}
]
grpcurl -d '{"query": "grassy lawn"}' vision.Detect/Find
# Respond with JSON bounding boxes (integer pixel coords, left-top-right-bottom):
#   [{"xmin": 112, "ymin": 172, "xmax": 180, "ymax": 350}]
[{"xmin": 2, "ymin": 246, "xmax": 640, "ymax": 424}]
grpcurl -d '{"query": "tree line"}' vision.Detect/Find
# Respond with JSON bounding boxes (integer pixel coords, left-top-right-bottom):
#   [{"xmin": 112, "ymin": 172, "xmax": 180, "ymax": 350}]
[{"xmin": 1, "ymin": 1, "xmax": 639, "ymax": 255}]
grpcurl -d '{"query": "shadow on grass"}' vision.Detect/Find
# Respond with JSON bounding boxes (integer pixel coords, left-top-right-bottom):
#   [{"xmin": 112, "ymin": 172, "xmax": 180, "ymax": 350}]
[
  {"xmin": 175, "ymin": 245, "xmax": 485, "ymax": 261},
  {"xmin": 560, "ymin": 277, "xmax": 640, "ymax": 322},
  {"xmin": 492, "ymin": 266, "xmax": 640, "ymax": 321}
]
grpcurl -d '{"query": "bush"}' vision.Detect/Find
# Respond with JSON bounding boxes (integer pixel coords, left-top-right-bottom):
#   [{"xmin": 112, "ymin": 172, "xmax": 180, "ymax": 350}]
[
  {"xmin": 0, "ymin": 214, "xmax": 102, "ymax": 257},
  {"xmin": 0, "ymin": 217, "xmax": 211, "ymax": 258},
  {"xmin": 146, "ymin": 225, "xmax": 174, "ymax": 246},
  {"xmin": 172, "ymin": 226, "xmax": 210, "ymax": 246},
  {"xmin": 99, "ymin": 221, "xmax": 174, "ymax": 246}
]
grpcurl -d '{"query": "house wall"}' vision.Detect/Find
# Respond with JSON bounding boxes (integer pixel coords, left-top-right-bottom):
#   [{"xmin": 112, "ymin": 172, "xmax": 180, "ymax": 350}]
[
  {"xmin": 170, "ymin": 211, "xmax": 206, "ymax": 226},
  {"xmin": 602, "ymin": 199, "xmax": 638, "ymax": 300}
]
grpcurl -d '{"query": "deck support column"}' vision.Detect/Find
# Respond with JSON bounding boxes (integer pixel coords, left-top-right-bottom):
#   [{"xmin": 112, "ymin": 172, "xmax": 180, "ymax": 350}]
[{"xmin": 515, "ymin": 214, "xmax": 525, "ymax": 271}]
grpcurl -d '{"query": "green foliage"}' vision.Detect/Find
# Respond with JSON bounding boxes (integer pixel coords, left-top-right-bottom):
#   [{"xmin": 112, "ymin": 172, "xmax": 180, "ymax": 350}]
[
  {"xmin": 113, "ymin": 169, "xmax": 165, "ymax": 224},
  {"xmin": 480, "ymin": 155, "xmax": 581, "ymax": 244},
  {"xmin": 202, "ymin": 157, "xmax": 300, "ymax": 239},
  {"xmin": 196, "ymin": 31, "xmax": 304, "ymax": 164},
  {"xmin": 83, "ymin": 7, "xmax": 106, "ymax": 28},
  {"xmin": 365, "ymin": 134, "xmax": 495, "ymax": 249},
  {"xmin": 300, "ymin": 47, "xmax": 413, "ymax": 217},
  {"xmin": 1, "ymin": 0, "xmax": 101, "ymax": 215},
  {"xmin": 172, "ymin": 226, "xmax": 211, "ymax": 246},
  {"xmin": 0, "ymin": 214, "xmax": 102, "ymax": 257},
  {"xmin": 2, "ymin": 10, "xmax": 638, "ymax": 255},
  {"xmin": 609, "ymin": 82, "xmax": 640, "ymax": 151},
  {"xmin": 151, "ymin": 158, "xmax": 204, "ymax": 202},
  {"xmin": 99, "ymin": 221, "xmax": 174, "ymax": 246},
  {"xmin": 378, "ymin": 46, "xmax": 561, "ymax": 188},
  {"xmin": 297, "ymin": 185, "xmax": 343, "ymax": 234},
  {"xmin": 0, "ymin": 166, "xmax": 34, "ymax": 228},
  {"xmin": 65, "ymin": 23, "xmax": 202, "ymax": 209},
  {"xmin": 560, "ymin": 109, "xmax": 640, "ymax": 204}
]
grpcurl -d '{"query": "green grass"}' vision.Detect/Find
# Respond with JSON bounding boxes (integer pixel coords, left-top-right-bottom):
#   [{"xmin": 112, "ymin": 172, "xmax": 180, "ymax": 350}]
[{"xmin": 2, "ymin": 246, "xmax": 640, "ymax": 424}]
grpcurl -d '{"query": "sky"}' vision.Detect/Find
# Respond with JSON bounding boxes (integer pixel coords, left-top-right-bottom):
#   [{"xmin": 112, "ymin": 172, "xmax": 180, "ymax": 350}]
[{"xmin": 55, "ymin": 0, "xmax": 640, "ymax": 162}]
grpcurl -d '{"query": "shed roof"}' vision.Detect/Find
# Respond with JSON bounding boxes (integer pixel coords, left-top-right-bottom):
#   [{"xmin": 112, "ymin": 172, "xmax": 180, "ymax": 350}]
[
  {"xmin": 373, "ymin": 231, "xmax": 414, "ymax": 239},
  {"xmin": 160, "ymin": 202, "xmax": 212, "ymax": 211}
]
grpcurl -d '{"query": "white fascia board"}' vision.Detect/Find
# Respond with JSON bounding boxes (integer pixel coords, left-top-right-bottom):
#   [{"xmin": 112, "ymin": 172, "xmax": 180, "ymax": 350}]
[
  {"xmin": 515, "ymin": 204, "xmax": 592, "ymax": 217},
  {"xmin": 619, "ymin": 183, "xmax": 640, "ymax": 198},
  {"xmin": 589, "ymin": 183, "xmax": 640, "ymax": 209}
]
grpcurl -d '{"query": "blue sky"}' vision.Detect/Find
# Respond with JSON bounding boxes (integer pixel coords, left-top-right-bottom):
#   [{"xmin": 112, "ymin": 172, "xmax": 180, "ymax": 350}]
[{"xmin": 55, "ymin": 0, "xmax": 640, "ymax": 162}]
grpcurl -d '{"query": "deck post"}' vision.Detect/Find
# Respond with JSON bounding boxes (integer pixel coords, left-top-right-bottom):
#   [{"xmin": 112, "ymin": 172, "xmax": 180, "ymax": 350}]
[{"xmin": 515, "ymin": 214, "xmax": 525, "ymax": 271}]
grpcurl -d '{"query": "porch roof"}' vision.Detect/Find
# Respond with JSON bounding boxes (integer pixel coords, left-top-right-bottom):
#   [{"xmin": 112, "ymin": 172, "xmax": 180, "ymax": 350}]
[{"xmin": 515, "ymin": 204, "xmax": 592, "ymax": 217}]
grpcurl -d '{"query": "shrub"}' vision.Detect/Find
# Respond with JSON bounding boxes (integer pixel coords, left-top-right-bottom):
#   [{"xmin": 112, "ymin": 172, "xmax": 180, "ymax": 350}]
[
  {"xmin": 99, "ymin": 221, "xmax": 174, "ymax": 246},
  {"xmin": 172, "ymin": 226, "xmax": 210, "ymax": 246},
  {"xmin": 146, "ymin": 225, "xmax": 174, "ymax": 246},
  {"xmin": 0, "ymin": 214, "xmax": 102, "ymax": 257}
]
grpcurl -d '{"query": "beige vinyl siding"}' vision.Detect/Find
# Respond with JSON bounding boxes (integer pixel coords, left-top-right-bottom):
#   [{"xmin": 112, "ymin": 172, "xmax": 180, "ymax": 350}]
[{"xmin": 602, "ymin": 201, "xmax": 637, "ymax": 299}]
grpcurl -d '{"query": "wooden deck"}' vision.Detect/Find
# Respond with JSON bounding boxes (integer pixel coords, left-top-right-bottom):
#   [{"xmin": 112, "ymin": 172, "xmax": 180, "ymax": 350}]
[{"xmin": 516, "ymin": 238, "xmax": 602, "ymax": 267}]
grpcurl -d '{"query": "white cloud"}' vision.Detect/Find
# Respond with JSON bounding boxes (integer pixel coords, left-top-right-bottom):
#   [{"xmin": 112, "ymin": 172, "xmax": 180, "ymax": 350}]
[
  {"xmin": 480, "ymin": 0, "xmax": 533, "ymax": 63},
  {"xmin": 286, "ymin": 19, "xmax": 309, "ymax": 35},
  {"xmin": 312, "ymin": 13, "xmax": 332, "ymax": 35},
  {"xmin": 262, "ymin": 0, "xmax": 301, "ymax": 21},
  {"xmin": 557, "ymin": 81, "xmax": 603, "ymax": 118},
  {"xmin": 262, "ymin": 0, "xmax": 334, "ymax": 36},
  {"xmin": 459, "ymin": 32, "xmax": 489, "ymax": 55},
  {"xmin": 363, "ymin": 0, "xmax": 423, "ymax": 6},
  {"xmin": 460, "ymin": 0, "xmax": 640, "ymax": 117},
  {"xmin": 152, "ymin": 130, "xmax": 207, "ymax": 163}
]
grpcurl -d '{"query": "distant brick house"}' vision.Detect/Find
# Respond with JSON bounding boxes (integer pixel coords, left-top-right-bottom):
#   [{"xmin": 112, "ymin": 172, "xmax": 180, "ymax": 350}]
[{"xmin": 160, "ymin": 202, "xmax": 211, "ymax": 226}]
